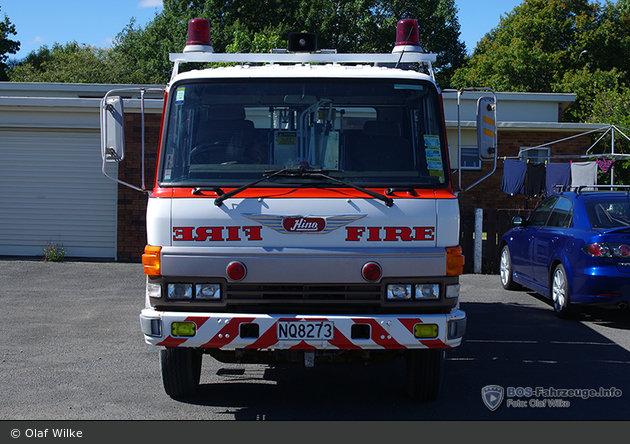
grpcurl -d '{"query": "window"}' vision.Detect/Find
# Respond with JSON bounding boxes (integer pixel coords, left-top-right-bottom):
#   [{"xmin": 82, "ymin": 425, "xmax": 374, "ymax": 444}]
[
  {"xmin": 547, "ymin": 196, "xmax": 572, "ymax": 228},
  {"xmin": 519, "ymin": 147, "xmax": 550, "ymax": 164},
  {"xmin": 528, "ymin": 196, "xmax": 558, "ymax": 227},
  {"xmin": 460, "ymin": 146, "xmax": 482, "ymax": 170}
]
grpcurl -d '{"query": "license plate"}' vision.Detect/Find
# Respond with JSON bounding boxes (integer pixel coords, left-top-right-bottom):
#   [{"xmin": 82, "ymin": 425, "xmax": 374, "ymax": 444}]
[{"xmin": 277, "ymin": 321, "xmax": 334, "ymax": 341}]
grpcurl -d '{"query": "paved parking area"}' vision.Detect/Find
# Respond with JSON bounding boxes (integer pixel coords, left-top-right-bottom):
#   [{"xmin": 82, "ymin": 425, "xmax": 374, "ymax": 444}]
[{"xmin": 0, "ymin": 259, "xmax": 628, "ymax": 422}]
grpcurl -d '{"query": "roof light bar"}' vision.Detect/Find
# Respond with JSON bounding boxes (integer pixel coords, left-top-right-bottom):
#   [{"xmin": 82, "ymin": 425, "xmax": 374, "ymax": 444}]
[{"xmin": 184, "ymin": 18, "xmax": 213, "ymax": 53}]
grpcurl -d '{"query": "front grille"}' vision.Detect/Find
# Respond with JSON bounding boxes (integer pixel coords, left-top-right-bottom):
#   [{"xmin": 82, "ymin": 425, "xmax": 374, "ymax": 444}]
[{"xmin": 225, "ymin": 283, "xmax": 382, "ymax": 302}]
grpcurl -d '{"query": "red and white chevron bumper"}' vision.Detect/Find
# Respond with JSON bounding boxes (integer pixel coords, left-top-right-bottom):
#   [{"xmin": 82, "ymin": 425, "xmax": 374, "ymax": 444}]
[{"xmin": 140, "ymin": 309, "xmax": 467, "ymax": 350}]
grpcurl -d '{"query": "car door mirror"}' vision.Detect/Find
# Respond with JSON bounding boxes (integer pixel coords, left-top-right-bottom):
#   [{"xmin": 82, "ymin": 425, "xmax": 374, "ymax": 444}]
[{"xmin": 511, "ymin": 216, "xmax": 523, "ymax": 227}]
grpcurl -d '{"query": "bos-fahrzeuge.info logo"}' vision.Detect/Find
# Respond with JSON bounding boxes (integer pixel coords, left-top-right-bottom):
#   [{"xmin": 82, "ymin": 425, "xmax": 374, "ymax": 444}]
[{"xmin": 482, "ymin": 385, "xmax": 622, "ymax": 411}]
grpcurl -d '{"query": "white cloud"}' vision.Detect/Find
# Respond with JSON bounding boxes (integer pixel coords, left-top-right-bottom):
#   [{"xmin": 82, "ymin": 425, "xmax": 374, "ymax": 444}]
[
  {"xmin": 30, "ymin": 36, "xmax": 44, "ymax": 45},
  {"xmin": 138, "ymin": 0, "xmax": 163, "ymax": 7}
]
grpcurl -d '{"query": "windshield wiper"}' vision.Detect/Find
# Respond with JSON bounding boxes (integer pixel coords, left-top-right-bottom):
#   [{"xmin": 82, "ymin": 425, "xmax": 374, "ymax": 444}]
[
  {"xmin": 214, "ymin": 168, "xmax": 394, "ymax": 207},
  {"xmin": 214, "ymin": 168, "xmax": 291, "ymax": 206}
]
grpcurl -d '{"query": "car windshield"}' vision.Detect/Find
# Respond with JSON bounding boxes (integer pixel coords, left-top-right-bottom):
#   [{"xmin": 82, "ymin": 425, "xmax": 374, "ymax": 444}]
[
  {"xmin": 586, "ymin": 199, "xmax": 630, "ymax": 229},
  {"xmin": 159, "ymin": 79, "xmax": 448, "ymax": 188}
]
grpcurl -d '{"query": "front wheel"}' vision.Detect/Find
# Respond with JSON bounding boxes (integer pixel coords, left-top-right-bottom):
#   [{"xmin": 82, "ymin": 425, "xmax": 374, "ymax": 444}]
[
  {"xmin": 161, "ymin": 348, "xmax": 203, "ymax": 398},
  {"xmin": 499, "ymin": 245, "xmax": 519, "ymax": 290},
  {"xmin": 405, "ymin": 349, "xmax": 444, "ymax": 402},
  {"xmin": 551, "ymin": 264, "xmax": 572, "ymax": 318}
]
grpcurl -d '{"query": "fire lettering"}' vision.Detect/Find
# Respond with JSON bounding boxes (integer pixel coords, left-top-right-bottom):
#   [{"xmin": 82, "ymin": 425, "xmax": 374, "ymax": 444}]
[
  {"xmin": 345, "ymin": 226, "xmax": 435, "ymax": 241},
  {"xmin": 172, "ymin": 226, "xmax": 263, "ymax": 242}
]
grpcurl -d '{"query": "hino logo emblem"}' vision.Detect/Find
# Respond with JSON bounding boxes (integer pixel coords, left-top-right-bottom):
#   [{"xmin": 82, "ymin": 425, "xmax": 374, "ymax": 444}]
[{"xmin": 243, "ymin": 214, "xmax": 366, "ymax": 234}]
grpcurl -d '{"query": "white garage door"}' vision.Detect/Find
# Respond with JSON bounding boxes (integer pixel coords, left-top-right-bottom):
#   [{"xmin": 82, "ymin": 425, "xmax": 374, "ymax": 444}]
[{"xmin": 0, "ymin": 128, "xmax": 118, "ymax": 259}]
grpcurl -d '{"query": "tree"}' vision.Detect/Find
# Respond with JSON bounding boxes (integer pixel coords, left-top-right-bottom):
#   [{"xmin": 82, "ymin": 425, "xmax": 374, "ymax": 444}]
[
  {"xmin": 1, "ymin": 7, "xmax": 20, "ymax": 81},
  {"xmin": 451, "ymin": 0, "xmax": 630, "ymax": 183},
  {"xmin": 451, "ymin": 0, "xmax": 630, "ymax": 122},
  {"xmin": 112, "ymin": 0, "xmax": 467, "ymax": 86},
  {"xmin": 9, "ymin": 42, "xmax": 143, "ymax": 83}
]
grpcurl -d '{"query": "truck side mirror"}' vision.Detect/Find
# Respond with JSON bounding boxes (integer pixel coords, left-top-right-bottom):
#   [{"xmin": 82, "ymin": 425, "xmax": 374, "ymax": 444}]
[
  {"xmin": 100, "ymin": 96, "xmax": 125, "ymax": 162},
  {"xmin": 476, "ymin": 96, "xmax": 496, "ymax": 160}
]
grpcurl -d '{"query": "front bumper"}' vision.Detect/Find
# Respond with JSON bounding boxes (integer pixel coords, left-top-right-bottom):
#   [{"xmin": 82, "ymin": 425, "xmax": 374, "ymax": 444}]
[{"xmin": 140, "ymin": 309, "xmax": 467, "ymax": 350}]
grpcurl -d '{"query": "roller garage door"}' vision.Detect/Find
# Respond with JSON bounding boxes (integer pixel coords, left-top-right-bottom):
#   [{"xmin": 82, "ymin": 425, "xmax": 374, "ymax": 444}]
[{"xmin": 0, "ymin": 128, "xmax": 118, "ymax": 259}]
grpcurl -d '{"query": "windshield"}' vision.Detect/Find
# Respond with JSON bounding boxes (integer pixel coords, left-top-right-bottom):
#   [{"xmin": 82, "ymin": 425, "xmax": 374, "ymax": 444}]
[{"xmin": 159, "ymin": 79, "xmax": 449, "ymax": 187}]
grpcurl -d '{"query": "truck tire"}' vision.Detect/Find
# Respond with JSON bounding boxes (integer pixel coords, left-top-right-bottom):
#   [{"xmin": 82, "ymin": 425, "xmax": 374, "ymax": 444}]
[
  {"xmin": 160, "ymin": 348, "xmax": 203, "ymax": 398},
  {"xmin": 405, "ymin": 349, "xmax": 444, "ymax": 402}
]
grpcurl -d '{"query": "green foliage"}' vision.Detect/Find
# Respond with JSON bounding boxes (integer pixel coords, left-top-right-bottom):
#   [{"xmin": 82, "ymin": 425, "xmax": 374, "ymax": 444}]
[
  {"xmin": 0, "ymin": 7, "xmax": 20, "ymax": 81},
  {"xmin": 8, "ymin": 42, "xmax": 144, "ymax": 83},
  {"xmin": 451, "ymin": 0, "xmax": 630, "ymax": 184},
  {"xmin": 111, "ymin": 0, "xmax": 467, "ymax": 86},
  {"xmin": 43, "ymin": 242, "xmax": 67, "ymax": 262}
]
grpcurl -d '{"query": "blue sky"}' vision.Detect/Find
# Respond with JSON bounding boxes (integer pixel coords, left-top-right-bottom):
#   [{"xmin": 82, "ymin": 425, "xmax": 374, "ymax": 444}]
[{"xmin": 2, "ymin": 0, "xmax": 524, "ymax": 60}]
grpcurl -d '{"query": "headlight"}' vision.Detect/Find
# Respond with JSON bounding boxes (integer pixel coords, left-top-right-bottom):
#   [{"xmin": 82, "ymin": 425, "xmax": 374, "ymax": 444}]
[
  {"xmin": 168, "ymin": 283, "xmax": 193, "ymax": 300},
  {"xmin": 196, "ymin": 283, "xmax": 221, "ymax": 300},
  {"xmin": 415, "ymin": 284, "xmax": 439, "ymax": 299},
  {"xmin": 387, "ymin": 284, "xmax": 412, "ymax": 300}
]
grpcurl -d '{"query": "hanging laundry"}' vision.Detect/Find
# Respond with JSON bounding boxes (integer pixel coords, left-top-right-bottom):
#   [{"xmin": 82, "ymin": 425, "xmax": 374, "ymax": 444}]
[
  {"xmin": 526, "ymin": 162, "xmax": 546, "ymax": 198},
  {"xmin": 571, "ymin": 161, "xmax": 597, "ymax": 190},
  {"xmin": 545, "ymin": 163, "xmax": 571, "ymax": 196},
  {"xmin": 596, "ymin": 158, "xmax": 614, "ymax": 173},
  {"xmin": 501, "ymin": 159, "xmax": 527, "ymax": 196}
]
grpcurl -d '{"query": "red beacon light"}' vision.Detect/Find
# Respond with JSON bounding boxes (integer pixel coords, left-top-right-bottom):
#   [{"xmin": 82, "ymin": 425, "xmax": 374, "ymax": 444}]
[
  {"xmin": 392, "ymin": 19, "xmax": 423, "ymax": 53},
  {"xmin": 184, "ymin": 18, "xmax": 213, "ymax": 53}
]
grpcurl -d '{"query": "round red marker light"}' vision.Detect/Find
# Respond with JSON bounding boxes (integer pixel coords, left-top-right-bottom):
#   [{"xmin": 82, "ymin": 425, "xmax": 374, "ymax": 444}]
[
  {"xmin": 362, "ymin": 262, "xmax": 382, "ymax": 282},
  {"xmin": 226, "ymin": 261, "xmax": 246, "ymax": 281}
]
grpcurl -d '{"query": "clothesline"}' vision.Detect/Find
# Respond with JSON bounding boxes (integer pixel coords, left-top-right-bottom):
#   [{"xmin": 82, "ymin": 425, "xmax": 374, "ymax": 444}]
[
  {"xmin": 501, "ymin": 124, "xmax": 630, "ymax": 161},
  {"xmin": 501, "ymin": 159, "xmax": 599, "ymax": 198}
]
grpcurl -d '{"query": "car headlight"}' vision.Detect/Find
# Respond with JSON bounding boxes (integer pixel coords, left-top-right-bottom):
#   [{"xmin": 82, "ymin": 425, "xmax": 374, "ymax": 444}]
[
  {"xmin": 168, "ymin": 283, "xmax": 193, "ymax": 300},
  {"xmin": 415, "ymin": 284, "xmax": 440, "ymax": 299},
  {"xmin": 387, "ymin": 284, "xmax": 412, "ymax": 300},
  {"xmin": 196, "ymin": 283, "xmax": 221, "ymax": 300}
]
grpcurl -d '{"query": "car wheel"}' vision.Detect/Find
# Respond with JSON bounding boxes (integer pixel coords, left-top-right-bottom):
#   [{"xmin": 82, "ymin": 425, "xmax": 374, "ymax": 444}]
[
  {"xmin": 161, "ymin": 348, "xmax": 203, "ymax": 398},
  {"xmin": 551, "ymin": 264, "xmax": 572, "ymax": 318},
  {"xmin": 500, "ymin": 245, "xmax": 519, "ymax": 290}
]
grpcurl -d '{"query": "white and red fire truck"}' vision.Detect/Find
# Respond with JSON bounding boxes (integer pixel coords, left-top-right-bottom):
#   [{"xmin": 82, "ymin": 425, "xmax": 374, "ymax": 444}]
[{"xmin": 100, "ymin": 18, "xmax": 485, "ymax": 401}]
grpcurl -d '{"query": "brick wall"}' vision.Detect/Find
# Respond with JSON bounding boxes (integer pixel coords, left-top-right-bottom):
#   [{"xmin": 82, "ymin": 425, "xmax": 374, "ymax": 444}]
[
  {"xmin": 456, "ymin": 130, "xmax": 593, "ymax": 213},
  {"xmin": 117, "ymin": 113, "xmax": 161, "ymax": 261}
]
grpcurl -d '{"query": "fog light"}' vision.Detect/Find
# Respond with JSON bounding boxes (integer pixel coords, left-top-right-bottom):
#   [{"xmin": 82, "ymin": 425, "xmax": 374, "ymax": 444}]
[
  {"xmin": 413, "ymin": 323, "xmax": 438, "ymax": 338},
  {"xmin": 171, "ymin": 321, "xmax": 196, "ymax": 337},
  {"xmin": 196, "ymin": 283, "xmax": 221, "ymax": 300},
  {"xmin": 168, "ymin": 283, "xmax": 193, "ymax": 300},
  {"xmin": 387, "ymin": 284, "xmax": 412, "ymax": 300},
  {"xmin": 416, "ymin": 284, "xmax": 439, "ymax": 299}
]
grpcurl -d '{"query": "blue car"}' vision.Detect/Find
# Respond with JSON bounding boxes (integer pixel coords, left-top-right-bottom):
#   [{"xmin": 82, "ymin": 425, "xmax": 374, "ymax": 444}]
[{"xmin": 499, "ymin": 189, "xmax": 630, "ymax": 317}]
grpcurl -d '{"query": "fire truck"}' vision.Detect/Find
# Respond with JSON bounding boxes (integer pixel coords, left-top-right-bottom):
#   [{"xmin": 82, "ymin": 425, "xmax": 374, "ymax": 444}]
[{"xmin": 100, "ymin": 18, "xmax": 490, "ymax": 401}]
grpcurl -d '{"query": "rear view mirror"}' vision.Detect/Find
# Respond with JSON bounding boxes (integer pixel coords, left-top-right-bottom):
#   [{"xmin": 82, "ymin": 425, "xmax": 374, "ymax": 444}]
[
  {"xmin": 100, "ymin": 96, "xmax": 125, "ymax": 162},
  {"xmin": 511, "ymin": 216, "xmax": 523, "ymax": 226},
  {"xmin": 477, "ymin": 96, "xmax": 496, "ymax": 160}
]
